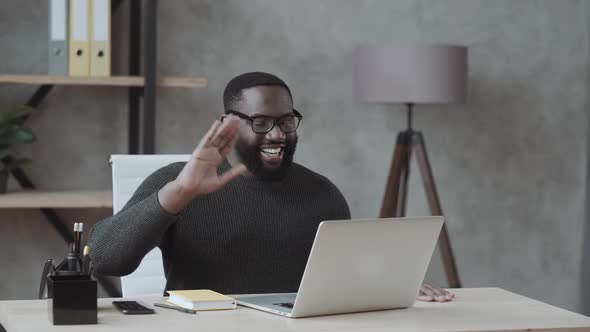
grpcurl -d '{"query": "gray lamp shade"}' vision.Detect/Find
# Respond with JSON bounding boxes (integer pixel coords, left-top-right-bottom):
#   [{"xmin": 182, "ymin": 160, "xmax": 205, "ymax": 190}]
[{"xmin": 353, "ymin": 43, "xmax": 468, "ymax": 104}]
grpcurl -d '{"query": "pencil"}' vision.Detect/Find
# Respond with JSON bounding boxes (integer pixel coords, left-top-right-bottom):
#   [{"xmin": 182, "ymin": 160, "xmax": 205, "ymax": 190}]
[{"xmin": 154, "ymin": 303, "xmax": 197, "ymax": 314}]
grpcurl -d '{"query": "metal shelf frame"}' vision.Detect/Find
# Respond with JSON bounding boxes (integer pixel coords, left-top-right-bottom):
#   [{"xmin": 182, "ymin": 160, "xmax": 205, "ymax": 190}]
[{"xmin": 0, "ymin": 0, "xmax": 160, "ymax": 297}]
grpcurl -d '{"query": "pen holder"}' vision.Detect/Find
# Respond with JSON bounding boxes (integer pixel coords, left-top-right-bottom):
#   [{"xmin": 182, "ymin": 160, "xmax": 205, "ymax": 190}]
[{"xmin": 47, "ymin": 275, "xmax": 97, "ymax": 325}]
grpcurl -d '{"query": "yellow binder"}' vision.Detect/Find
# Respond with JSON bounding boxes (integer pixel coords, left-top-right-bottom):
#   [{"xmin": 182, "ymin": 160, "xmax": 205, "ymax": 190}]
[
  {"xmin": 69, "ymin": 0, "xmax": 90, "ymax": 76},
  {"xmin": 89, "ymin": 0, "xmax": 111, "ymax": 76}
]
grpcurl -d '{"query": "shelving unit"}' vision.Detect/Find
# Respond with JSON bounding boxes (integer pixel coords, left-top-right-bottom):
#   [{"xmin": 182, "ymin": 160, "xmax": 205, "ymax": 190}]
[
  {"xmin": 0, "ymin": 0, "xmax": 197, "ymax": 297},
  {"xmin": 0, "ymin": 191, "xmax": 113, "ymax": 209},
  {"xmin": 0, "ymin": 74, "xmax": 207, "ymax": 88}
]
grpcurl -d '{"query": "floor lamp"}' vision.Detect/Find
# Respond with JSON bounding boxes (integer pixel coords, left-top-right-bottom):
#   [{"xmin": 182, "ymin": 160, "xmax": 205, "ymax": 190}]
[{"xmin": 353, "ymin": 43, "xmax": 468, "ymax": 288}]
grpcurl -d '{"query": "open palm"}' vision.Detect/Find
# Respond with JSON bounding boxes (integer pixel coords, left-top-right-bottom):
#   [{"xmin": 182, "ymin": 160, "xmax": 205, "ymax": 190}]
[{"xmin": 175, "ymin": 115, "xmax": 247, "ymax": 197}]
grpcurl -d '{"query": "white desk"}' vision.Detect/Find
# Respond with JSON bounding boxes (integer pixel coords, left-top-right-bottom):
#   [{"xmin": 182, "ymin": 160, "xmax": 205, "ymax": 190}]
[{"xmin": 1, "ymin": 288, "xmax": 589, "ymax": 332}]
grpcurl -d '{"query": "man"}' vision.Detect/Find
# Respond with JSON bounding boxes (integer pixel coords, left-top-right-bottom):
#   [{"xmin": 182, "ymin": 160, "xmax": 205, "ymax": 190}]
[{"xmin": 88, "ymin": 72, "xmax": 453, "ymax": 302}]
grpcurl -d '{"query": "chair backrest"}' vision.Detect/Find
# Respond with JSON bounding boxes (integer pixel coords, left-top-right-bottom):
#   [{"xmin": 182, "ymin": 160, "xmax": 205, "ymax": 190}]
[{"xmin": 110, "ymin": 154, "xmax": 191, "ymax": 297}]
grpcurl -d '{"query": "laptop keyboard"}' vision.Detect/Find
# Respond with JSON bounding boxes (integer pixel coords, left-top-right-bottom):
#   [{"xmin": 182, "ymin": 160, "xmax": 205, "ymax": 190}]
[{"xmin": 273, "ymin": 302, "xmax": 294, "ymax": 309}]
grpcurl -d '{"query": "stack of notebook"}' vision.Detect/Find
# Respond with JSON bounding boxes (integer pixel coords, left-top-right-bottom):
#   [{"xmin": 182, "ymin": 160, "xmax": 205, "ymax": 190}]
[{"xmin": 167, "ymin": 290, "xmax": 236, "ymax": 311}]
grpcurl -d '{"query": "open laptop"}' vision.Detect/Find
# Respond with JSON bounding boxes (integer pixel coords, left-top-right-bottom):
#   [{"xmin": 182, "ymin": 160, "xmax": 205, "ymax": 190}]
[{"xmin": 235, "ymin": 216, "xmax": 444, "ymax": 318}]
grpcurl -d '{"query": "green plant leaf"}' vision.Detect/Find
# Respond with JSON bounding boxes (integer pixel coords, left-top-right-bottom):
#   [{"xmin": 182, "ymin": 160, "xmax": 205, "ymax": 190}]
[
  {"xmin": 0, "ymin": 149, "xmax": 10, "ymax": 161},
  {"xmin": 0, "ymin": 105, "xmax": 36, "ymax": 170},
  {"xmin": 0, "ymin": 105, "xmax": 35, "ymax": 125},
  {"xmin": 0, "ymin": 126, "xmax": 19, "ymax": 145},
  {"xmin": 12, "ymin": 128, "xmax": 35, "ymax": 143},
  {"xmin": 0, "ymin": 126, "xmax": 34, "ymax": 145}
]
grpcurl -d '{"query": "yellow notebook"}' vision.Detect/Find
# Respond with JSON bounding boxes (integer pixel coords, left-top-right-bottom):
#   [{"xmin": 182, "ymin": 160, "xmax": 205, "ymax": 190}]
[{"xmin": 167, "ymin": 290, "xmax": 236, "ymax": 311}]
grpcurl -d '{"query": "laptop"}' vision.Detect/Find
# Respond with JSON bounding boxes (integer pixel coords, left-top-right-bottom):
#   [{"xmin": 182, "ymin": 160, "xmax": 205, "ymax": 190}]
[{"xmin": 235, "ymin": 216, "xmax": 444, "ymax": 318}]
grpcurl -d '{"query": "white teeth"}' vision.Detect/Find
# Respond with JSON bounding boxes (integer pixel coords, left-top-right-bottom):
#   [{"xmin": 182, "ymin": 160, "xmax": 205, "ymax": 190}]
[{"xmin": 261, "ymin": 147, "xmax": 282, "ymax": 155}]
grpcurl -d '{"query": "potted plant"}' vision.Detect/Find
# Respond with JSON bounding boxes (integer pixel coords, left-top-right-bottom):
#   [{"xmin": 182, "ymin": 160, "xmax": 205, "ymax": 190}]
[{"xmin": 0, "ymin": 105, "xmax": 36, "ymax": 193}]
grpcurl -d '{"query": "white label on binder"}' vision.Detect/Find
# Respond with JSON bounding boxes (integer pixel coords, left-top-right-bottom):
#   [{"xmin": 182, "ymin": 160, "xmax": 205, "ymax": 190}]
[
  {"xmin": 50, "ymin": 0, "xmax": 67, "ymax": 40},
  {"xmin": 92, "ymin": 0, "xmax": 109, "ymax": 41},
  {"xmin": 72, "ymin": 0, "xmax": 88, "ymax": 41}
]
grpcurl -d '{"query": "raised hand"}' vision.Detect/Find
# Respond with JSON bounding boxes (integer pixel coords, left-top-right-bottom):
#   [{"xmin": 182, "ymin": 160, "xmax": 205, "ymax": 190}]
[{"xmin": 158, "ymin": 115, "xmax": 247, "ymax": 214}]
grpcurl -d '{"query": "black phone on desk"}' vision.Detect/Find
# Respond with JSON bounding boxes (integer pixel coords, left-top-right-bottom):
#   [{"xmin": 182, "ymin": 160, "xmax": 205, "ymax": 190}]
[{"xmin": 112, "ymin": 301, "xmax": 155, "ymax": 314}]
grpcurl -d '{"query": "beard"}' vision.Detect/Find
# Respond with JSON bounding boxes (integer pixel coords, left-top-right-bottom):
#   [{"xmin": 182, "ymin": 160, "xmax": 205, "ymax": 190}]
[{"xmin": 235, "ymin": 136, "xmax": 298, "ymax": 182}]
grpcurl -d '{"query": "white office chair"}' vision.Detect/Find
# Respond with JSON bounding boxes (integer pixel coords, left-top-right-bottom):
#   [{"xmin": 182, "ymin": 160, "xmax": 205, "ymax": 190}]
[{"xmin": 110, "ymin": 154, "xmax": 191, "ymax": 297}]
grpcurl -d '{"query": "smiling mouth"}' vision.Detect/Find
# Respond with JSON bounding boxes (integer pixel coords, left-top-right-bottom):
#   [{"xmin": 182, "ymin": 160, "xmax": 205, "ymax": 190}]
[
  {"xmin": 261, "ymin": 147, "xmax": 282, "ymax": 155},
  {"xmin": 259, "ymin": 145, "xmax": 285, "ymax": 166}
]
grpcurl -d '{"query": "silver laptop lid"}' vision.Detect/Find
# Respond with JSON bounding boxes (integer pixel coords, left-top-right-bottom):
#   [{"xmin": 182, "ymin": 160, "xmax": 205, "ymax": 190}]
[{"xmin": 291, "ymin": 216, "xmax": 444, "ymax": 317}]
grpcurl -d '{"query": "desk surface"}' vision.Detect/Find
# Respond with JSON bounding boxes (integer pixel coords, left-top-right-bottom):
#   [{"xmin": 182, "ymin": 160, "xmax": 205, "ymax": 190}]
[{"xmin": 1, "ymin": 288, "xmax": 589, "ymax": 332}]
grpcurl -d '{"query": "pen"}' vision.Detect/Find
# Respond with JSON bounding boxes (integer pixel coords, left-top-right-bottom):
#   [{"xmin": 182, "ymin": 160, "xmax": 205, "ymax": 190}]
[
  {"xmin": 74, "ymin": 223, "xmax": 82, "ymax": 254},
  {"xmin": 82, "ymin": 246, "xmax": 91, "ymax": 275},
  {"xmin": 154, "ymin": 303, "xmax": 197, "ymax": 314},
  {"xmin": 38, "ymin": 259, "xmax": 54, "ymax": 299},
  {"xmin": 76, "ymin": 223, "xmax": 84, "ymax": 254}
]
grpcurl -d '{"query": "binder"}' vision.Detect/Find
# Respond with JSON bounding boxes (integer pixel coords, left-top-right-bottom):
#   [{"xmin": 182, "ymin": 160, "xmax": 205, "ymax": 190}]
[
  {"xmin": 49, "ymin": 0, "xmax": 69, "ymax": 76},
  {"xmin": 69, "ymin": 0, "xmax": 90, "ymax": 76},
  {"xmin": 89, "ymin": 0, "xmax": 111, "ymax": 76}
]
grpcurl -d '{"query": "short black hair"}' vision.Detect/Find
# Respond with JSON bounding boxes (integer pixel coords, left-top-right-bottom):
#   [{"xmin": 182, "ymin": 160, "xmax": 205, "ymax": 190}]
[{"xmin": 223, "ymin": 72, "xmax": 292, "ymax": 113}]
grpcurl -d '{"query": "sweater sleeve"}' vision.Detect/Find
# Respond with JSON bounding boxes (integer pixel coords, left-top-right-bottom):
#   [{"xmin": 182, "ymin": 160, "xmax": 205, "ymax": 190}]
[
  {"xmin": 87, "ymin": 163, "xmax": 183, "ymax": 276},
  {"xmin": 325, "ymin": 180, "xmax": 352, "ymax": 220}
]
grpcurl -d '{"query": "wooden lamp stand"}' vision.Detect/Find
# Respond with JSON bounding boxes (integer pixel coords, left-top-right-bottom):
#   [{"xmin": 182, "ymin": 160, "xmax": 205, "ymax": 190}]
[{"xmin": 379, "ymin": 103, "xmax": 461, "ymax": 288}]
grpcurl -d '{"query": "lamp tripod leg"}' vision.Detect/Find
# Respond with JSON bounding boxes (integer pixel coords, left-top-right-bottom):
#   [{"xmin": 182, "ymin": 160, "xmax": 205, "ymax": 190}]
[
  {"xmin": 413, "ymin": 132, "xmax": 462, "ymax": 288},
  {"xmin": 379, "ymin": 132, "xmax": 411, "ymax": 218},
  {"xmin": 398, "ymin": 131, "xmax": 412, "ymax": 217}
]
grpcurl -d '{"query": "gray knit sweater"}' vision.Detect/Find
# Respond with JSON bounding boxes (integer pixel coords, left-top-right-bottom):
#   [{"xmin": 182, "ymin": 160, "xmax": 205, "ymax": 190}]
[{"xmin": 88, "ymin": 160, "xmax": 350, "ymax": 294}]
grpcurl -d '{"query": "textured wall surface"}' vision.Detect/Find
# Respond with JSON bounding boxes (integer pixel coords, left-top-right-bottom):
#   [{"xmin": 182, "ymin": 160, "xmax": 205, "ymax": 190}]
[{"xmin": 0, "ymin": 0, "xmax": 588, "ymax": 313}]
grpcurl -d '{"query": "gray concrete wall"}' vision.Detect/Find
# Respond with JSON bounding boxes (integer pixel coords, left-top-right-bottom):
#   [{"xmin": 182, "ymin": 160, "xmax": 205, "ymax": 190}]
[
  {"xmin": 582, "ymin": 0, "xmax": 590, "ymax": 313},
  {"xmin": 1, "ymin": 0, "xmax": 588, "ymax": 313}
]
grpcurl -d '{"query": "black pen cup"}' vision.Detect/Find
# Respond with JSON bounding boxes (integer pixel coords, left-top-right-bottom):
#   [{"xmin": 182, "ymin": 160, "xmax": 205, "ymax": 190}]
[{"xmin": 47, "ymin": 274, "xmax": 97, "ymax": 325}]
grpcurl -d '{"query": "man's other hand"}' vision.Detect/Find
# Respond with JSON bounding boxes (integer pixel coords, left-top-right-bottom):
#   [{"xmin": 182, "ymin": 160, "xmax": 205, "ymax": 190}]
[{"xmin": 416, "ymin": 283, "xmax": 455, "ymax": 302}]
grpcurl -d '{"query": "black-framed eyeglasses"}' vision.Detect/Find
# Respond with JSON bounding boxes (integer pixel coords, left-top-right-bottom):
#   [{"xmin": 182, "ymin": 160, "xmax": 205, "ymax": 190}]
[{"xmin": 221, "ymin": 109, "xmax": 303, "ymax": 134}]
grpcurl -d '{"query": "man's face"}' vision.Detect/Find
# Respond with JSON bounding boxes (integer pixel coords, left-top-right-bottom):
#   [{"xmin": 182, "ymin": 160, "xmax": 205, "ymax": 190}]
[{"xmin": 233, "ymin": 85, "xmax": 298, "ymax": 181}]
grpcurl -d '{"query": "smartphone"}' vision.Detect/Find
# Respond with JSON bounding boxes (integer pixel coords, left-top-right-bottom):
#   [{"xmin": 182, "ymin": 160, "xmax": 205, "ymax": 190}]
[{"xmin": 112, "ymin": 301, "xmax": 155, "ymax": 315}]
